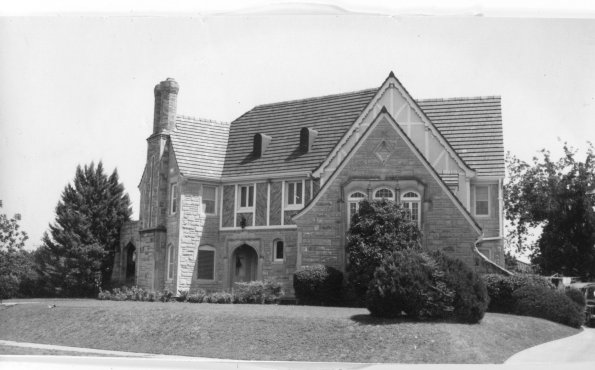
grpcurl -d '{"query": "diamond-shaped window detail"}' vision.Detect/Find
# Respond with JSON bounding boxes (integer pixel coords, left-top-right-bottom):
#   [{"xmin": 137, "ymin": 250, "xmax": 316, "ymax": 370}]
[{"xmin": 374, "ymin": 140, "xmax": 394, "ymax": 165}]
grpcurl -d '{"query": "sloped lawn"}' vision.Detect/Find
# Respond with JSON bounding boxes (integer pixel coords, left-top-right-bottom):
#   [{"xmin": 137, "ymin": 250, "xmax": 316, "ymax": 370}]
[{"xmin": 0, "ymin": 299, "xmax": 580, "ymax": 363}]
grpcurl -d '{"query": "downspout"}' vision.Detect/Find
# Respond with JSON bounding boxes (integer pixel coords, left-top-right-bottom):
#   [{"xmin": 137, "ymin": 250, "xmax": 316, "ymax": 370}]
[{"xmin": 474, "ymin": 234, "xmax": 513, "ymax": 276}]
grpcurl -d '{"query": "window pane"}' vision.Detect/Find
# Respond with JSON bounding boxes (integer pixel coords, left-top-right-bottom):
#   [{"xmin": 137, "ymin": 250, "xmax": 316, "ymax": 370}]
[
  {"xmin": 375, "ymin": 188, "xmax": 393, "ymax": 199},
  {"xmin": 412, "ymin": 202, "xmax": 419, "ymax": 221},
  {"xmin": 275, "ymin": 241, "xmax": 284, "ymax": 260},
  {"xmin": 476, "ymin": 201, "xmax": 489, "ymax": 215},
  {"xmin": 203, "ymin": 200, "xmax": 215, "ymax": 214},
  {"xmin": 240, "ymin": 186, "xmax": 247, "ymax": 207},
  {"xmin": 403, "ymin": 192, "xmax": 418, "ymax": 199},
  {"xmin": 476, "ymin": 186, "xmax": 489, "ymax": 200},
  {"xmin": 296, "ymin": 182, "xmax": 302, "ymax": 204},
  {"xmin": 171, "ymin": 184, "xmax": 178, "ymax": 213},
  {"xmin": 248, "ymin": 185, "xmax": 254, "ymax": 206},
  {"xmin": 350, "ymin": 192, "xmax": 366, "ymax": 199},
  {"xmin": 203, "ymin": 186, "xmax": 216, "ymax": 214},
  {"xmin": 288, "ymin": 183, "xmax": 294, "ymax": 205},
  {"xmin": 197, "ymin": 250, "xmax": 215, "ymax": 280}
]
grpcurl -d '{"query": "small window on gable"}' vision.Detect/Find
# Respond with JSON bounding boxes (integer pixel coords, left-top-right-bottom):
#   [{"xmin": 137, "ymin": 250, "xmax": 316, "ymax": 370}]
[
  {"xmin": 374, "ymin": 188, "xmax": 394, "ymax": 200},
  {"xmin": 273, "ymin": 239, "xmax": 284, "ymax": 262},
  {"xmin": 238, "ymin": 184, "xmax": 255, "ymax": 211},
  {"xmin": 197, "ymin": 246, "xmax": 215, "ymax": 281},
  {"xmin": 475, "ymin": 185, "xmax": 490, "ymax": 216},
  {"xmin": 170, "ymin": 183, "xmax": 178, "ymax": 214},
  {"xmin": 401, "ymin": 191, "xmax": 421, "ymax": 225},
  {"xmin": 167, "ymin": 244, "xmax": 175, "ymax": 280},
  {"xmin": 285, "ymin": 180, "xmax": 303, "ymax": 210},
  {"xmin": 348, "ymin": 191, "xmax": 366, "ymax": 225},
  {"xmin": 202, "ymin": 185, "xmax": 217, "ymax": 215}
]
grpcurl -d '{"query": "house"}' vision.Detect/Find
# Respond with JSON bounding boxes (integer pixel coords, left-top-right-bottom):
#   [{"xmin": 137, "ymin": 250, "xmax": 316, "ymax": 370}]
[{"xmin": 112, "ymin": 72, "xmax": 507, "ymax": 294}]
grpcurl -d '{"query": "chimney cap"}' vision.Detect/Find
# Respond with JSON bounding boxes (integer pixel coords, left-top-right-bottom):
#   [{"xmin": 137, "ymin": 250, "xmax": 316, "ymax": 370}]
[{"xmin": 155, "ymin": 78, "xmax": 179, "ymax": 94}]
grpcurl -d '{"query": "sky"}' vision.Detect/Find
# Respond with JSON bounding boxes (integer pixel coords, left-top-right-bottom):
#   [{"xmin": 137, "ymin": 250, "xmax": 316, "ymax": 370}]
[{"xmin": 1, "ymin": 3, "xmax": 595, "ymax": 250}]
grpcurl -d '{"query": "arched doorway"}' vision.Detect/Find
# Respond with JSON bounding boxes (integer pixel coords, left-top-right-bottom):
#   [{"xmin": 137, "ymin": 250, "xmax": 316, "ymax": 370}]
[
  {"xmin": 231, "ymin": 244, "xmax": 258, "ymax": 285},
  {"xmin": 125, "ymin": 242, "xmax": 136, "ymax": 285}
]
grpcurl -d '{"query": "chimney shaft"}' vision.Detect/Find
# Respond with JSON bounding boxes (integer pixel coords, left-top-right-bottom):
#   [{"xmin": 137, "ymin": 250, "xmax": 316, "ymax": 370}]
[{"xmin": 152, "ymin": 78, "xmax": 179, "ymax": 134}]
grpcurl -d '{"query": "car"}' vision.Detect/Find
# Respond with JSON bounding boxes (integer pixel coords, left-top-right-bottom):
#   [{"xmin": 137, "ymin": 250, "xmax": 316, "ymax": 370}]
[{"xmin": 569, "ymin": 282, "xmax": 595, "ymax": 327}]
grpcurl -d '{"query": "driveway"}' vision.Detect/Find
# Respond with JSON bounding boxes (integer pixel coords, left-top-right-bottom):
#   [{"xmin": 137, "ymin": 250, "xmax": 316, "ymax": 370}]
[{"xmin": 505, "ymin": 327, "xmax": 595, "ymax": 364}]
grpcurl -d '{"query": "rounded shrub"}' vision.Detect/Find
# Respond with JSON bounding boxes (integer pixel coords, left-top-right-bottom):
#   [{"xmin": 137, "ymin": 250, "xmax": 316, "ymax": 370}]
[
  {"xmin": 293, "ymin": 264, "xmax": 343, "ymax": 306},
  {"xmin": 565, "ymin": 288, "xmax": 586, "ymax": 308},
  {"xmin": 430, "ymin": 251, "xmax": 489, "ymax": 323},
  {"xmin": 482, "ymin": 273, "xmax": 554, "ymax": 313},
  {"xmin": 365, "ymin": 250, "xmax": 455, "ymax": 319},
  {"xmin": 512, "ymin": 285, "xmax": 584, "ymax": 328}
]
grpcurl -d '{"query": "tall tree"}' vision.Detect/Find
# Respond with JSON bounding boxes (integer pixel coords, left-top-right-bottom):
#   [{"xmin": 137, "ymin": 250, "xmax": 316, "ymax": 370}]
[
  {"xmin": 37, "ymin": 162, "xmax": 131, "ymax": 296},
  {"xmin": 0, "ymin": 204, "xmax": 30, "ymax": 300},
  {"xmin": 505, "ymin": 143, "xmax": 595, "ymax": 279}
]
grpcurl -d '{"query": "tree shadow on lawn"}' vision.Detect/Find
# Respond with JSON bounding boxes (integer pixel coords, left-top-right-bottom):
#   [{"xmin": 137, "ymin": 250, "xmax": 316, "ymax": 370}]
[{"xmin": 350, "ymin": 314, "xmax": 471, "ymax": 326}]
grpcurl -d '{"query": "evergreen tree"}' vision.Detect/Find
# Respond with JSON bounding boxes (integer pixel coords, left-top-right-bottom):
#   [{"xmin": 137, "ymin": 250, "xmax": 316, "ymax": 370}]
[
  {"xmin": 37, "ymin": 162, "xmax": 131, "ymax": 296},
  {"xmin": 505, "ymin": 143, "xmax": 595, "ymax": 279}
]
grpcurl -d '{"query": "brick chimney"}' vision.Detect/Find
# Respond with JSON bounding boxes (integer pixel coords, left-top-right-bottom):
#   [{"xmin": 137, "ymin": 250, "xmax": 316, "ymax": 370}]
[{"xmin": 152, "ymin": 78, "xmax": 179, "ymax": 134}]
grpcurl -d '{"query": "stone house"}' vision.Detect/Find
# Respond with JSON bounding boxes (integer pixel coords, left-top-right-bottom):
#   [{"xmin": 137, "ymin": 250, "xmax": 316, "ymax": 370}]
[{"xmin": 112, "ymin": 72, "xmax": 507, "ymax": 294}]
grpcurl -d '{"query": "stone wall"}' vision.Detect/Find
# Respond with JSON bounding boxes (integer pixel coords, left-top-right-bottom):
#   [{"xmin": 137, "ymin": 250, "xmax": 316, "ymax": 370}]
[{"xmin": 294, "ymin": 115, "xmax": 486, "ymax": 271}]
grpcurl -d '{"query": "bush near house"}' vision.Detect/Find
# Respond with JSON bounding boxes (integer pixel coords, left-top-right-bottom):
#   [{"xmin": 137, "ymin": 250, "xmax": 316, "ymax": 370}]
[
  {"xmin": 366, "ymin": 250, "xmax": 488, "ymax": 323},
  {"xmin": 565, "ymin": 288, "xmax": 586, "ymax": 309},
  {"xmin": 233, "ymin": 280, "xmax": 284, "ymax": 304},
  {"xmin": 293, "ymin": 264, "xmax": 344, "ymax": 306},
  {"xmin": 482, "ymin": 273, "xmax": 554, "ymax": 313},
  {"xmin": 512, "ymin": 285, "xmax": 584, "ymax": 328}
]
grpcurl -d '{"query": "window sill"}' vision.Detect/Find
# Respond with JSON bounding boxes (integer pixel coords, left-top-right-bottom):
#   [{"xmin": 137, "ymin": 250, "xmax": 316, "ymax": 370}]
[
  {"xmin": 272, "ymin": 260, "xmax": 284, "ymax": 264},
  {"xmin": 237, "ymin": 208, "xmax": 254, "ymax": 213},
  {"xmin": 284, "ymin": 204, "xmax": 303, "ymax": 211}
]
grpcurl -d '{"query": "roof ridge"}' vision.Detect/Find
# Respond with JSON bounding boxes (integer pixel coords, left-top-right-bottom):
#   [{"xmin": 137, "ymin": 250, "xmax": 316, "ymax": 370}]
[
  {"xmin": 416, "ymin": 96, "xmax": 501, "ymax": 102},
  {"xmin": 254, "ymin": 88, "xmax": 378, "ymax": 109},
  {"xmin": 176, "ymin": 114, "xmax": 230, "ymax": 126}
]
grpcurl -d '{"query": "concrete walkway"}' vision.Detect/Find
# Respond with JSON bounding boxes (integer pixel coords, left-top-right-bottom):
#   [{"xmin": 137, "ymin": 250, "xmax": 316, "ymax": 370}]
[{"xmin": 505, "ymin": 327, "xmax": 595, "ymax": 364}]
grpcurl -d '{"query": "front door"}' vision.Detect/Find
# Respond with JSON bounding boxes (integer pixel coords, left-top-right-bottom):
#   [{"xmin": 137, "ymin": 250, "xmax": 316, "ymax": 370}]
[{"xmin": 231, "ymin": 244, "xmax": 258, "ymax": 285}]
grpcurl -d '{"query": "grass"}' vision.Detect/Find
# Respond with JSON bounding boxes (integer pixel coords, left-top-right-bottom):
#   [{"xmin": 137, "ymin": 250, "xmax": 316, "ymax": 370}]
[{"xmin": 0, "ymin": 299, "xmax": 580, "ymax": 363}]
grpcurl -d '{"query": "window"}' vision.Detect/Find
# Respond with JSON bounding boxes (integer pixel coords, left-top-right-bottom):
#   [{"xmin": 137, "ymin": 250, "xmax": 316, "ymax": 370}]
[
  {"xmin": 374, "ymin": 188, "xmax": 394, "ymax": 200},
  {"xmin": 238, "ymin": 184, "xmax": 254, "ymax": 211},
  {"xmin": 170, "ymin": 183, "xmax": 178, "ymax": 214},
  {"xmin": 273, "ymin": 240, "xmax": 284, "ymax": 261},
  {"xmin": 197, "ymin": 246, "xmax": 215, "ymax": 280},
  {"xmin": 475, "ymin": 185, "xmax": 490, "ymax": 216},
  {"xmin": 167, "ymin": 244, "xmax": 175, "ymax": 280},
  {"xmin": 348, "ymin": 191, "xmax": 366, "ymax": 225},
  {"xmin": 401, "ymin": 191, "xmax": 421, "ymax": 225},
  {"xmin": 285, "ymin": 180, "xmax": 303, "ymax": 210},
  {"xmin": 202, "ymin": 185, "xmax": 217, "ymax": 214}
]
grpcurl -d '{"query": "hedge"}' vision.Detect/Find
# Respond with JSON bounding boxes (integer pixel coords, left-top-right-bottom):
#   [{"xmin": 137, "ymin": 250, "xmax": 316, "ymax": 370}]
[
  {"xmin": 513, "ymin": 285, "xmax": 584, "ymax": 328},
  {"xmin": 293, "ymin": 265, "xmax": 343, "ymax": 306}
]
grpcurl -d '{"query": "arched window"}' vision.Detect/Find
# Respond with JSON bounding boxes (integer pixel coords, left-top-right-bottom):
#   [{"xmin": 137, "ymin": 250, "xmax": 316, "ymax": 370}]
[
  {"xmin": 401, "ymin": 191, "xmax": 421, "ymax": 225},
  {"xmin": 347, "ymin": 191, "xmax": 366, "ymax": 225},
  {"xmin": 197, "ymin": 245, "xmax": 216, "ymax": 281},
  {"xmin": 273, "ymin": 239, "xmax": 284, "ymax": 262},
  {"xmin": 167, "ymin": 244, "xmax": 175, "ymax": 280},
  {"xmin": 374, "ymin": 188, "xmax": 394, "ymax": 200}
]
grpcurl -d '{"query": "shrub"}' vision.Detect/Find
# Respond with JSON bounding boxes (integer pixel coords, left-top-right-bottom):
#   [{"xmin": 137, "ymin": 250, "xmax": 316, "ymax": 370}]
[
  {"xmin": 430, "ymin": 251, "xmax": 489, "ymax": 323},
  {"xmin": 513, "ymin": 285, "xmax": 584, "ymax": 328},
  {"xmin": 160, "ymin": 290, "xmax": 175, "ymax": 303},
  {"xmin": 187, "ymin": 289, "xmax": 207, "ymax": 303},
  {"xmin": 97, "ymin": 289, "xmax": 111, "ymax": 300},
  {"xmin": 366, "ymin": 250, "xmax": 442, "ymax": 318},
  {"xmin": 293, "ymin": 264, "xmax": 343, "ymax": 306},
  {"xmin": 483, "ymin": 273, "xmax": 554, "ymax": 313},
  {"xmin": 204, "ymin": 291, "xmax": 234, "ymax": 304},
  {"xmin": 233, "ymin": 280, "xmax": 284, "ymax": 304},
  {"xmin": 346, "ymin": 199, "xmax": 422, "ymax": 303},
  {"xmin": 565, "ymin": 288, "xmax": 586, "ymax": 308}
]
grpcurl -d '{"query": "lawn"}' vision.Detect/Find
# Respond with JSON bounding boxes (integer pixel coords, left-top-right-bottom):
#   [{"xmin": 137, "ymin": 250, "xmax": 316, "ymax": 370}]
[{"xmin": 0, "ymin": 299, "xmax": 580, "ymax": 363}]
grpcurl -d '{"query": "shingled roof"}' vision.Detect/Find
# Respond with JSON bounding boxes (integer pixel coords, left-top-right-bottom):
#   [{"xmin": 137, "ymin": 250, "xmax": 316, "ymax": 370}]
[
  {"xmin": 221, "ymin": 89, "xmax": 378, "ymax": 177},
  {"xmin": 177, "ymin": 90, "xmax": 504, "ymax": 180},
  {"xmin": 417, "ymin": 96, "xmax": 505, "ymax": 177},
  {"xmin": 170, "ymin": 116, "xmax": 230, "ymax": 179}
]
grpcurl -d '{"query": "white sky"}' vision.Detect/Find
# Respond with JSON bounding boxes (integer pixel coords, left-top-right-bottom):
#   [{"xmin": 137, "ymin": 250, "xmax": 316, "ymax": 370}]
[{"xmin": 1, "ymin": 2, "xmax": 595, "ymax": 250}]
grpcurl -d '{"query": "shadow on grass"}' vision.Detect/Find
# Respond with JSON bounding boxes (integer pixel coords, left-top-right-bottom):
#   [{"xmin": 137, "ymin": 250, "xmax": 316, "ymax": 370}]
[{"xmin": 350, "ymin": 313, "xmax": 471, "ymax": 326}]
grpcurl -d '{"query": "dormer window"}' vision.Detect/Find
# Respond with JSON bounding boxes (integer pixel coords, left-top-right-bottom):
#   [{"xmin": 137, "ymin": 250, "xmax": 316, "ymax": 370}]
[
  {"xmin": 401, "ymin": 191, "xmax": 421, "ymax": 225},
  {"xmin": 300, "ymin": 127, "xmax": 319, "ymax": 153},
  {"xmin": 170, "ymin": 183, "xmax": 178, "ymax": 214},
  {"xmin": 253, "ymin": 133, "xmax": 272, "ymax": 157},
  {"xmin": 374, "ymin": 188, "xmax": 394, "ymax": 200},
  {"xmin": 348, "ymin": 191, "xmax": 366, "ymax": 225}
]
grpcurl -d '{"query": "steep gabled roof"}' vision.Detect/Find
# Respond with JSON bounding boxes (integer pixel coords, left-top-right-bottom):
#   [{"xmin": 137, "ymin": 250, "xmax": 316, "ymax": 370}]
[
  {"xmin": 417, "ymin": 97, "xmax": 505, "ymax": 177},
  {"xmin": 221, "ymin": 89, "xmax": 378, "ymax": 178},
  {"xmin": 170, "ymin": 115, "xmax": 230, "ymax": 180}
]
